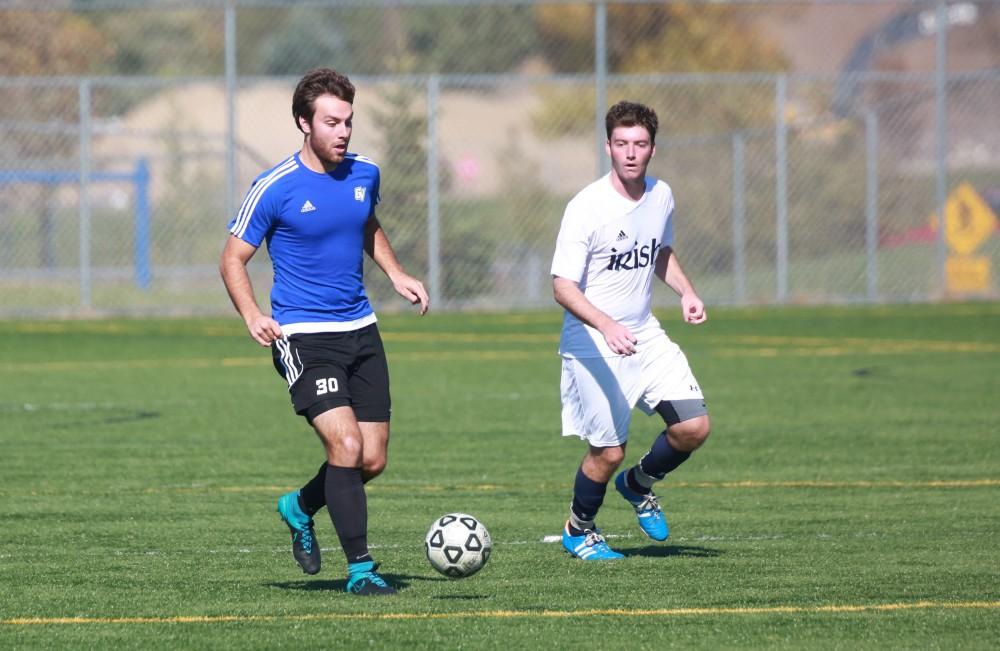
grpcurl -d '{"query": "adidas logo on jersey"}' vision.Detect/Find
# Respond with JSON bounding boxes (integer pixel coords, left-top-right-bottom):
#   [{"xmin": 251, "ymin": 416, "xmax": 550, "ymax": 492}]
[
  {"xmin": 300, "ymin": 200, "xmax": 316, "ymax": 213},
  {"xmin": 616, "ymin": 230, "xmax": 629, "ymax": 241}
]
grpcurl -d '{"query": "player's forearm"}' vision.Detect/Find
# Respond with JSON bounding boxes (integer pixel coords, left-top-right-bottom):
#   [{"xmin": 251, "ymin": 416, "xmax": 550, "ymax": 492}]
[
  {"xmin": 657, "ymin": 247, "xmax": 696, "ymax": 298},
  {"xmin": 553, "ymin": 277, "xmax": 617, "ymax": 333},
  {"xmin": 367, "ymin": 224, "xmax": 408, "ymax": 281},
  {"xmin": 220, "ymin": 254, "xmax": 265, "ymax": 325}
]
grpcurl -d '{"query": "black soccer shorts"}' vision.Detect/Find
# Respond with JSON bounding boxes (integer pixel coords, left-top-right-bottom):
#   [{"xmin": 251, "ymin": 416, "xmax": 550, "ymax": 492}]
[{"xmin": 271, "ymin": 323, "xmax": 391, "ymax": 423}]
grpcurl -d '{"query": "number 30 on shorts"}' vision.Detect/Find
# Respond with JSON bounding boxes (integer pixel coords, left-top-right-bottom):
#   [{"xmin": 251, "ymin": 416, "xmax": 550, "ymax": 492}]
[{"xmin": 315, "ymin": 377, "xmax": 340, "ymax": 395}]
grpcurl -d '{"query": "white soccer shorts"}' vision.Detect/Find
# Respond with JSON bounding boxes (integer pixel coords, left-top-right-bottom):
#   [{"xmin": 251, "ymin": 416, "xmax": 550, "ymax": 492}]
[{"xmin": 559, "ymin": 332, "xmax": 704, "ymax": 447}]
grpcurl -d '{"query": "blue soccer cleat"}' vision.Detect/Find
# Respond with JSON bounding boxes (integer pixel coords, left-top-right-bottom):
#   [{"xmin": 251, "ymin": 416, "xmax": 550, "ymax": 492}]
[
  {"xmin": 346, "ymin": 560, "xmax": 397, "ymax": 596},
  {"xmin": 561, "ymin": 521, "xmax": 624, "ymax": 560},
  {"xmin": 277, "ymin": 491, "xmax": 321, "ymax": 575},
  {"xmin": 615, "ymin": 471, "xmax": 669, "ymax": 541}
]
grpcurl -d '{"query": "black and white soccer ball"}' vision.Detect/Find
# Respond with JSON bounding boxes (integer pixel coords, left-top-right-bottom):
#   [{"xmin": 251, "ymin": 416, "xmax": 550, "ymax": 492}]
[{"xmin": 424, "ymin": 513, "xmax": 492, "ymax": 578}]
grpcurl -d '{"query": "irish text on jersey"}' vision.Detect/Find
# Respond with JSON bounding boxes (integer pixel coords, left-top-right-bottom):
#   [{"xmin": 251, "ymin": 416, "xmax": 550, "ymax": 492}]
[{"xmin": 605, "ymin": 238, "xmax": 659, "ymax": 271}]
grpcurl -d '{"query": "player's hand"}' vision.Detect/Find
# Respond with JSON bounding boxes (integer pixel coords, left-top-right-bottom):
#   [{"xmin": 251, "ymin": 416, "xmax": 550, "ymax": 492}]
[
  {"xmin": 392, "ymin": 273, "xmax": 430, "ymax": 315},
  {"xmin": 246, "ymin": 314, "xmax": 283, "ymax": 346},
  {"xmin": 682, "ymin": 293, "xmax": 707, "ymax": 325},
  {"xmin": 601, "ymin": 321, "xmax": 637, "ymax": 356}
]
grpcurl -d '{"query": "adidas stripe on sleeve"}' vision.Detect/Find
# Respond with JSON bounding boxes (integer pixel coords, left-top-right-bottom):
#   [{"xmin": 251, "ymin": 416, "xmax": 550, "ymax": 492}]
[{"xmin": 228, "ymin": 156, "xmax": 298, "ymax": 247}]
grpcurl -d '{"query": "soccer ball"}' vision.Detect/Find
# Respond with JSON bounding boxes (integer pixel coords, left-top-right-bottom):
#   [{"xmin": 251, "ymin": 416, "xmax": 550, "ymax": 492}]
[{"xmin": 424, "ymin": 513, "xmax": 492, "ymax": 578}]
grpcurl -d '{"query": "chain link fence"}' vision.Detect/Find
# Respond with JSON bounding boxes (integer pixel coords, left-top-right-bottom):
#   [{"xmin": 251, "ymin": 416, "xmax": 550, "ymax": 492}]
[{"xmin": 1, "ymin": 1, "xmax": 998, "ymax": 317}]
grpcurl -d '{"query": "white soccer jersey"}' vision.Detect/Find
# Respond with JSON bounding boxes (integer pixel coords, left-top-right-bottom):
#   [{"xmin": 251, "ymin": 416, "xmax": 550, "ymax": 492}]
[{"xmin": 551, "ymin": 173, "xmax": 675, "ymax": 358}]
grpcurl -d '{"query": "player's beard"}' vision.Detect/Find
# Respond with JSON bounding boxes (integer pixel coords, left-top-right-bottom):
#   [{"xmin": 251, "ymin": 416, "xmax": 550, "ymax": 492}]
[{"xmin": 309, "ymin": 135, "xmax": 349, "ymax": 168}]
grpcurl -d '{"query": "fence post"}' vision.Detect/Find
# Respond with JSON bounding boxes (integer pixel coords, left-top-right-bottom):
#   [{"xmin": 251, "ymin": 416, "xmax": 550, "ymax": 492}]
[
  {"xmin": 731, "ymin": 132, "xmax": 746, "ymax": 304},
  {"xmin": 78, "ymin": 78, "xmax": 92, "ymax": 310},
  {"xmin": 225, "ymin": 0, "xmax": 237, "ymax": 223},
  {"xmin": 594, "ymin": 0, "xmax": 609, "ymax": 176},
  {"xmin": 134, "ymin": 158, "xmax": 151, "ymax": 289},
  {"xmin": 865, "ymin": 109, "xmax": 879, "ymax": 301},
  {"xmin": 42, "ymin": 195, "xmax": 55, "ymax": 270},
  {"xmin": 775, "ymin": 74, "xmax": 789, "ymax": 303},
  {"xmin": 427, "ymin": 74, "xmax": 441, "ymax": 304},
  {"xmin": 934, "ymin": 0, "xmax": 949, "ymax": 295}
]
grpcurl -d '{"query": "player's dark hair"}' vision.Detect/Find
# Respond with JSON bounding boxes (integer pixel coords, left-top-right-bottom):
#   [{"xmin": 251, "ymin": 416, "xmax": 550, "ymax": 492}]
[
  {"xmin": 292, "ymin": 68, "xmax": 356, "ymax": 133},
  {"xmin": 605, "ymin": 101, "xmax": 658, "ymax": 144}
]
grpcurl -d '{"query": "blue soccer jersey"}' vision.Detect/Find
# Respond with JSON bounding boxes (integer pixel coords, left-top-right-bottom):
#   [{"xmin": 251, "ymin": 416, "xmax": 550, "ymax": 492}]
[{"xmin": 228, "ymin": 152, "xmax": 381, "ymax": 334}]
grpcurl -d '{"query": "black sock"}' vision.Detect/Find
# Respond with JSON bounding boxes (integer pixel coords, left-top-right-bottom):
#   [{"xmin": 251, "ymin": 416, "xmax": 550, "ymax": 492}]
[
  {"xmin": 569, "ymin": 467, "xmax": 608, "ymax": 533},
  {"xmin": 324, "ymin": 465, "xmax": 372, "ymax": 564},
  {"xmin": 639, "ymin": 433, "xmax": 691, "ymax": 481},
  {"xmin": 298, "ymin": 462, "xmax": 328, "ymax": 516}
]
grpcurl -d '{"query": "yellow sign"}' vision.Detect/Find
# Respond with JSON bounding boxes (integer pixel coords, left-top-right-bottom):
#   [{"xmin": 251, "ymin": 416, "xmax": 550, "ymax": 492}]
[
  {"xmin": 941, "ymin": 182, "xmax": 998, "ymax": 254},
  {"xmin": 946, "ymin": 255, "xmax": 991, "ymax": 294}
]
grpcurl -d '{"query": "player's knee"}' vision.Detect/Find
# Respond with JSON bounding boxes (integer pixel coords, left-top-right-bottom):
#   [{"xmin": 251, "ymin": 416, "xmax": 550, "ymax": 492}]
[
  {"xmin": 325, "ymin": 433, "xmax": 363, "ymax": 464},
  {"xmin": 591, "ymin": 445, "xmax": 626, "ymax": 469},
  {"xmin": 669, "ymin": 415, "xmax": 711, "ymax": 451},
  {"xmin": 363, "ymin": 454, "xmax": 387, "ymax": 478}
]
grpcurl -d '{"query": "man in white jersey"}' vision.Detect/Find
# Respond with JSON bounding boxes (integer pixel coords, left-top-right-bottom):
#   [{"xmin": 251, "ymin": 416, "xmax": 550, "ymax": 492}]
[
  {"xmin": 220, "ymin": 68, "xmax": 428, "ymax": 594},
  {"xmin": 552, "ymin": 101, "xmax": 711, "ymax": 560}
]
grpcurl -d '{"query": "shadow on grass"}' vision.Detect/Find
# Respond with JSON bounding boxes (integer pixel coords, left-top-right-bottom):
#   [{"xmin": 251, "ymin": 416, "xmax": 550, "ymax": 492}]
[
  {"xmin": 620, "ymin": 544, "xmax": 722, "ymax": 559},
  {"xmin": 266, "ymin": 572, "xmax": 446, "ymax": 592}
]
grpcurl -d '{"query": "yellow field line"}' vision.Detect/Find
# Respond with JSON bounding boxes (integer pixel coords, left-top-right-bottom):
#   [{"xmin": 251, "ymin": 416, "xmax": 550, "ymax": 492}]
[
  {"xmin": 4, "ymin": 600, "xmax": 998, "ymax": 626},
  {"xmin": 6, "ymin": 319, "xmax": 999, "ymax": 351},
  {"xmin": 142, "ymin": 478, "xmax": 1000, "ymax": 496},
  {"xmin": 3, "ymin": 334, "xmax": 997, "ymax": 372},
  {"xmin": 7, "ymin": 303, "xmax": 998, "ymax": 337}
]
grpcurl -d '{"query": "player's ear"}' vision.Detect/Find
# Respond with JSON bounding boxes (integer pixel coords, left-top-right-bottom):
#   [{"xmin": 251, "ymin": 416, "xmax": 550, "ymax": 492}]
[
  {"xmin": 298, "ymin": 115, "xmax": 311, "ymax": 135},
  {"xmin": 605, "ymin": 140, "xmax": 612, "ymax": 157}
]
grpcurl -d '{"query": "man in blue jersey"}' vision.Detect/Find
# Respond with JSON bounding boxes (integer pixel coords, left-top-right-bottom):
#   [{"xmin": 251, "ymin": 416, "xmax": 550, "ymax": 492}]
[
  {"xmin": 551, "ymin": 101, "xmax": 711, "ymax": 560},
  {"xmin": 220, "ymin": 68, "xmax": 428, "ymax": 596}
]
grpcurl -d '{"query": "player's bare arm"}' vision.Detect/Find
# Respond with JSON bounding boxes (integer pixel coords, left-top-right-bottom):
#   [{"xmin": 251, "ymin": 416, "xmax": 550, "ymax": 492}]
[
  {"xmin": 364, "ymin": 215, "xmax": 429, "ymax": 315},
  {"xmin": 219, "ymin": 234, "xmax": 284, "ymax": 345},
  {"xmin": 552, "ymin": 275, "xmax": 637, "ymax": 355},
  {"xmin": 654, "ymin": 246, "xmax": 707, "ymax": 325}
]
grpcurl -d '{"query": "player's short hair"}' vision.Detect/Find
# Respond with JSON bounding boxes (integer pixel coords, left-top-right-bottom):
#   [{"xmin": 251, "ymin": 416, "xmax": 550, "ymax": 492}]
[
  {"xmin": 605, "ymin": 101, "xmax": 658, "ymax": 144},
  {"xmin": 292, "ymin": 68, "xmax": 356, "ymax": 132}
]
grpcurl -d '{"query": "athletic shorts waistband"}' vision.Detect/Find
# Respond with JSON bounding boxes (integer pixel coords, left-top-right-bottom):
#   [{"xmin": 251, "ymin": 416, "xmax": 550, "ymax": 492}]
[{"xmin": 280, "ymin": 313, "xmax": 377, "ymax": 336}]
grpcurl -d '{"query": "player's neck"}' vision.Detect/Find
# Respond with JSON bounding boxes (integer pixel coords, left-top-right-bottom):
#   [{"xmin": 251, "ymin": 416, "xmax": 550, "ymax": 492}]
[
  {"xmin": 609, "ymin": 172, "xmax": 645, "ymax": 202},
  {"xmin": 299, "ymin": 142, "xmax": 341, "ymax": 174}
]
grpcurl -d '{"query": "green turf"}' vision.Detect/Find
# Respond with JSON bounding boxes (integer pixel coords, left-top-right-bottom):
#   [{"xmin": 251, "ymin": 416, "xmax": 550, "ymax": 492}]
[{"xmin": 1, "ymin": 303, "xmax": 998, "ymax": 649}]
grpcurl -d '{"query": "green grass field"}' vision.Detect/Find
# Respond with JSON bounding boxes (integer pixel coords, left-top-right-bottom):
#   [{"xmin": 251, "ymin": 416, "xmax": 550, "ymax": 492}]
[{"xmin": 1, "ymin": 303, "xmax": 998, "ymax": 649}]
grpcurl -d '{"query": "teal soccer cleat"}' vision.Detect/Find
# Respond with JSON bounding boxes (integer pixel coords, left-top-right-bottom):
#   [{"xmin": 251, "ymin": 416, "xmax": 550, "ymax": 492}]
[
  {"xmin": 346, "ymin": 560, "xmax": 397, "ymax": 596},
  {"xmin": 561, "ymin": 522, "xmax": 624, "ymax": 560},
  {"xmin": 277, "ymin": 491, "xmax": 321, "ymax": 575},
  {"xmin": 615, "ymin": 471, "xmax": 669, "ymax": 541}
]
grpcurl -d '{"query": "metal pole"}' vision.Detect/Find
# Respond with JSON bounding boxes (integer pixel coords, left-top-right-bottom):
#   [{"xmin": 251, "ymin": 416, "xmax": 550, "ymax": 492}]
[
  {"xmin": 427, "ymin": 74, "xmax": 441, "ymax": 304},
  {"xmin": 865, "ymin": 109, "xmax": 879, "ymax": 302},
  {"xmin": 775, "ymin": 75, "xmax": 789, "ymax": 303},
  {"xmin": 225, "ymin": 1, "xmax": 237, "ymax": 222},
  {"xmin": 42, "ymin": 195, "xmax": 55, "ymax": 269},
  {"xmin": 134, "ymin": 159, "xmax": 151, "ymax": 289},
  {"xmin": 78, "ymin": 78, "xmax": 92, "ymax": 310},
  {"xmin": 934, "ymin": 0, "xmax": 949, "ymax": 295},
  {"xmin": 595, "ymin": 1, "xmax": 608, "ymax": 176},
  {"xmin": 731, "ymin": 132, "xmax": 746, "ymax": 304}
]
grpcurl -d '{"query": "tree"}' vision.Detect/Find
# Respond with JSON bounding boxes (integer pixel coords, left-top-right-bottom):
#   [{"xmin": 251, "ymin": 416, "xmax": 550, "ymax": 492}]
[
  {"xmin": 531, "ymin": 4, "xmax": 788, "ymax": 139},
  {"xmin": 400, "ymin": 5, "xmax": 537, "ymax": 74},
  {"xmin": 0, "ymin": 10, "xmax": 111, "ymax": 160}
]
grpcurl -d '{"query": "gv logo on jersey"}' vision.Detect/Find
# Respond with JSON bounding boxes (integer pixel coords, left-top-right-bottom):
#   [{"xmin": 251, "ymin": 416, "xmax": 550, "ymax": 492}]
[
  {"xmin": 354, "ymin": 186, "xmax": 366, "ymax": 202},
  {"xmin": 606, "ymin": 238, "xmax": 659, "ymax": 271}
]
